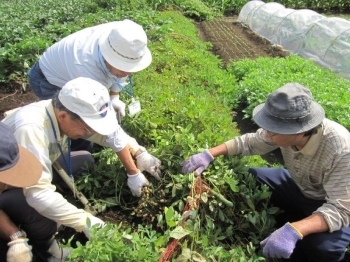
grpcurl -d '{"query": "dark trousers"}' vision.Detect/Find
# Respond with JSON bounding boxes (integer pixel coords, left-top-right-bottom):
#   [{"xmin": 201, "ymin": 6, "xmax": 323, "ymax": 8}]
[
  {"xmin": 27, "ymin": 62, "xmax": 61, "ymax": 100},
  {"xmin": 0, "ymin": 189, "xmax": 57, "ymax": 261},
  {"xmin": 249, "ymin": 167, "xmax": 350, "ymax": 262},
  {"xmin": 0, "ymin": 151, "xmax": 94, "ymax": 260}
]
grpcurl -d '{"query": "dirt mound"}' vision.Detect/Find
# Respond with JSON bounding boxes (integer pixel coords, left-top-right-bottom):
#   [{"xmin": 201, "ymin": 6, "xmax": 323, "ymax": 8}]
[{"xmin": 196, "ymin": 17, "xmax": 289, "ymax": 65}]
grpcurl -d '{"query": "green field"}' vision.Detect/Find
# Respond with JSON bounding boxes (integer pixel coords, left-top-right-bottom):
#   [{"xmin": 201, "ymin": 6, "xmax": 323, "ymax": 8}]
[{"xmin": 1, "ymin": 0, "xmax": 350, "ymax": 261}]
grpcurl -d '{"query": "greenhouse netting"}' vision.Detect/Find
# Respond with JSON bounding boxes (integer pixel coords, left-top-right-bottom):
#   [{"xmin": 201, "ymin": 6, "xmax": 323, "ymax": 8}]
[{"xmin": 238, "ymin": 1, "xmax": 350, "ymax": 79}]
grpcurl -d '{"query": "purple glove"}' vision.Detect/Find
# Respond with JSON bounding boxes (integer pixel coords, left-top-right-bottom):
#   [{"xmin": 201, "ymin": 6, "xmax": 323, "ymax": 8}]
[
  {"xmin": 260, "ymin": 223, "xmax": 303, "ymax": 259},
  {"xmin": 181, "ymin": 149, "xmax": 214, "ymax": 175}
]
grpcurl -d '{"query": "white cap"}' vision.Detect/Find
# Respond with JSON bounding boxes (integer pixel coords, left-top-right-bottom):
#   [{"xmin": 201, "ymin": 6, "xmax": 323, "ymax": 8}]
[
  {"xmin": 59, "ymin": 77, "xmax": 117, "ymax": 135},
  {"xmin": 99, "ymin": 19, "xmax": 152, "ymax": 72}
]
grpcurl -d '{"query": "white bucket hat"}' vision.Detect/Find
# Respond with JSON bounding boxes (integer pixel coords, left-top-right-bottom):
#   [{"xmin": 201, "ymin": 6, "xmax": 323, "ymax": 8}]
[
  {"xmin": 99, "ymin": 19, "xmax": 152, "ymax": 73},
  {"xmin": 59, "ymin": 77, "xmax": 118, "ymax": 135}
]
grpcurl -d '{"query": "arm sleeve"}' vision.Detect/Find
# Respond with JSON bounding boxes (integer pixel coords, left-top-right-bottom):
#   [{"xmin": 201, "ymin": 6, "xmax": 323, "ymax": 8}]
[
  {"xmin": 14, "ymin": 125, "xmax": 88, "ymax": 232},
  {"xmin": 110, "ymin": 83, "xmax": 121, "ymax": 93},
  {"xmin": 87, "ymin": 124, "xmax": 143, "ymax": 156},
  {"xmin": 224, "ymin": 128, "xmax": 278, "ymax": 156},
  {"xmin": 314, "ymin": 152, "xmax": 350, "ymax": 232}
]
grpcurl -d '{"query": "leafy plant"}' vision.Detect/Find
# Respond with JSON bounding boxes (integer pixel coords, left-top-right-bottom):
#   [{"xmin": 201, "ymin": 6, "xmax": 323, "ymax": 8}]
[
  {"xmin": 4, "ymin": 0, "xmax": 349, "ymax": 261},
  {"xmin": 66, "ymin": 223, "xmax": 166, "ymax": 262},
  {"xmin": 226, "ymin": 55, "xmax": 350, "ymax": 129}
]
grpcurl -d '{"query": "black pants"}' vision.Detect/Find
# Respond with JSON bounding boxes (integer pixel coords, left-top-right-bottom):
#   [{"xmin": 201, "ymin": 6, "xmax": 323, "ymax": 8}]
[
  {"xmin": 0, "ymin": 150, "xmax": 94, "ymax": 260},
  {"xmin": 0, "ymin": 189, "xmax": 57, "ymax": 261},
  {"xmin": 249, "ymin": 167, "xmax": 350, "ymax": 262}
]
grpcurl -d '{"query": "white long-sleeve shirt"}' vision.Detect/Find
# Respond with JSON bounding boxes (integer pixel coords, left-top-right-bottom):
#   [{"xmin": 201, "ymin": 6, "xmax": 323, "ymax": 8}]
[
  {"xmin": 39, "ymin": 21, "xmax": 126, "ymax": 93},
  {"xmin": 2, "ymin": 100, "xmax": 141, "ymax": 231},
  {"xmin": 225, "ymin": 119, "xmax": 350, "ymax": 232}
]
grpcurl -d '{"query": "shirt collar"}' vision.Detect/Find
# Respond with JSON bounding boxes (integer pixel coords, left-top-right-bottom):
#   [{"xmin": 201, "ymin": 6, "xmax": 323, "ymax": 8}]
[
  {"xmin": 45, "ymin": 103, "xmax": 63, "ymax": 142},
  {"xmin": 298, "ymin": 124, "xmax": 323, "ymax": 157}
]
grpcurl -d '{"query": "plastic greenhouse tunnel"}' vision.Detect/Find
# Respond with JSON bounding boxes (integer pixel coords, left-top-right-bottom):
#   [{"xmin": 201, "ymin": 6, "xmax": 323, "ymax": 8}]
[{"xmin": 238, "ymin": 0, "xmax": 350, "ymax": 79}]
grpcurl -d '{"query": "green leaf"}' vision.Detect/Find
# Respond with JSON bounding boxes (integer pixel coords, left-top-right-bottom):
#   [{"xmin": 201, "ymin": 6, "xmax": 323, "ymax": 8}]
[
  {"xmin": 268, "ymin": 206, "xmax": 280, "ymax": 214},
  {"xmin": 246, "ymin": 199, "xmax": 255, "ymax": 211},
  {"xmin": 137, "ymin": 246, "xmax": 147, "ymax": 260},
  {"xmin": 169, "ymin": 226, "xmax": 191, "ymax": 240},
  {"xmin": 259, "ymin": 191, "xmax": 271, "ymax": 200},
  {"xmin": 165, "ymin": 206, "xmax": 176, "ymax": 227},
  {"xmin": 224, "ymin": 177, "xmax": 239, "ymax": 192},
  {"xmin": 175, "ymin": 248, "xmax": 191, "ymax": 262}
]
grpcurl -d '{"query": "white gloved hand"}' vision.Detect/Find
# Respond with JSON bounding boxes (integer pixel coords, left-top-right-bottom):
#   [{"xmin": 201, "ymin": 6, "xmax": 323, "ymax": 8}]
[
  {"xmin": 83, "ymin": 213, "xmax": 105, "ymax": 239},
  {"xmin": 110, "ymin": 95, "xmax": 126, "ymax": 117},
  {"xmin": 7, "ymin": 238, "xmax": 32, "ymax": 262},
  {"xmin": 136, "ymin": 152, "xmax": 162, "ymax": 180},
  {"xmin": 127, "ymin": 172, "xmax": 149, "ymax": 197}
]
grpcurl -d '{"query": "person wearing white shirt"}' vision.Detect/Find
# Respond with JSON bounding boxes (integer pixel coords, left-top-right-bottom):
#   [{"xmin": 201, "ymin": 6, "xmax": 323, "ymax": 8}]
[
  {"xmin": 2, "ymin": 77, "xmax": 161, "ymax": 260},
  {"xmin": 28, "ymin": 19, "xmax": 152, "ymax": 152},
  {"xmin": 28, "ymin": 19, "xmax": 151, "ymax": 117}
]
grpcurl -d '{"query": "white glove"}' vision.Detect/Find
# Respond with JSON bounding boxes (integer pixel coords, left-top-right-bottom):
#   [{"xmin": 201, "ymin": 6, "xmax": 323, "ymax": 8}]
[
  {"xmin": 7, "ymin": 238, "xmax": 32, "ymax": 262},
  {"xmin": 127, "ymin": 172, "xmax": 149, "ymax": 197},
  {"xmin": 110, "ymin": 95, "xmax": 126, "ymax": 117},
  {"xmin": 136, "ymin": 152, "xmax": 162, "ymax": 180},
  {"xmin": 83, "ymin": 213, "xmax": 105, "ymax": 239}
]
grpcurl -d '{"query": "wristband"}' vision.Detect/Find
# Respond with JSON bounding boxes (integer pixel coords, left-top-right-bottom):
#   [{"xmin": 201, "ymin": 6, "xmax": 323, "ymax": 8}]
[
  {"xmin": 134, "ymin": 148, "xmax": 146, "ymax": 157},
  {"xmin": 9, "ymin": 230, "xmax": 27, "ymax": 241},
  {"xmin": 288, "ymin": 223, "xmax": 303, "ymax": 238}
]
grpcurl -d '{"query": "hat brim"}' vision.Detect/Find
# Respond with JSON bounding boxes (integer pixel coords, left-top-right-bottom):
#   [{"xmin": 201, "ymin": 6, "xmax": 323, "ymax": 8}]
[
  {"xmin": 99, "ymin": 31, "xmax": 152, "ymax": 73},
  {"xmin": 0, "ymin": 146, "xmax": 42, "ymax": 187},
  {"xmin": 80, "ymin": 104, "xmax": 118, "ymax": 136},
  {"xmin": 253, "ymin": 101, "xmax": 325, "ymax": 134}
]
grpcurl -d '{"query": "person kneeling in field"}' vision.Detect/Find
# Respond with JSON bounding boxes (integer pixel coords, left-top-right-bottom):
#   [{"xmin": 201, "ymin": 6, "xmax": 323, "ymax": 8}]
[
  {"xmin": 28, "ymin": 19, "xmax": 151, "ymax": 124},
  {"xmin": 0, "ymin": 122, "xmax": 71, "ymax": 261},
  {"xmin": 1, "ymin": 77, "xmax": 161, "ymax": 259},
  {"xmin": 28, "ymin": 19, "xmax": 152, "ymax": 153},
  {"xmin": 182, "ymin": 83, "xmax": 350, "ymax": 262}
]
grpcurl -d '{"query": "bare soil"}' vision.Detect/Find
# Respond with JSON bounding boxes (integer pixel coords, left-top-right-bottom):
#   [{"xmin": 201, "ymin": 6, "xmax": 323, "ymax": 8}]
[{"xmin": 195, "ymin": 17, "xmax": 289, "ymax": 64}]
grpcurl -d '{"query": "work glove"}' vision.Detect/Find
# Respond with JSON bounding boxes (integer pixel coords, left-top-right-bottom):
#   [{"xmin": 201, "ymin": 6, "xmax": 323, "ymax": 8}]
[
  {"xmin": 127, "ymin": 172, "xmax": 149, "ymax": 197},
  {"xmin": 260, "ymin": 222, "xmax": 303, "ymax": 259},
  {"xmin": 83, "ymin": 213, "xmax": 105, "ymax": 239},
  {"xmin": 110, "ymin": 95, "xmax": 126, "ymax": 117},
  {"xmin": 7, "ymin": 238, "xmax": 32, "ymax": 262},
  {"xmin": 181, "ymin": 149, "xmax": 214, "ymax": 176},
  {"xmin": 136, "ymin": 151, "xmax": 162, "ymax": 180}
]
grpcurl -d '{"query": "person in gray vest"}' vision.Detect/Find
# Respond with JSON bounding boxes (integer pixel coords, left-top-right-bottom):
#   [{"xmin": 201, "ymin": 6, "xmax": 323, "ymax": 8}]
[{"xmin": 182, "ymin": 83, "xmax": 350, "ymax": 262}]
